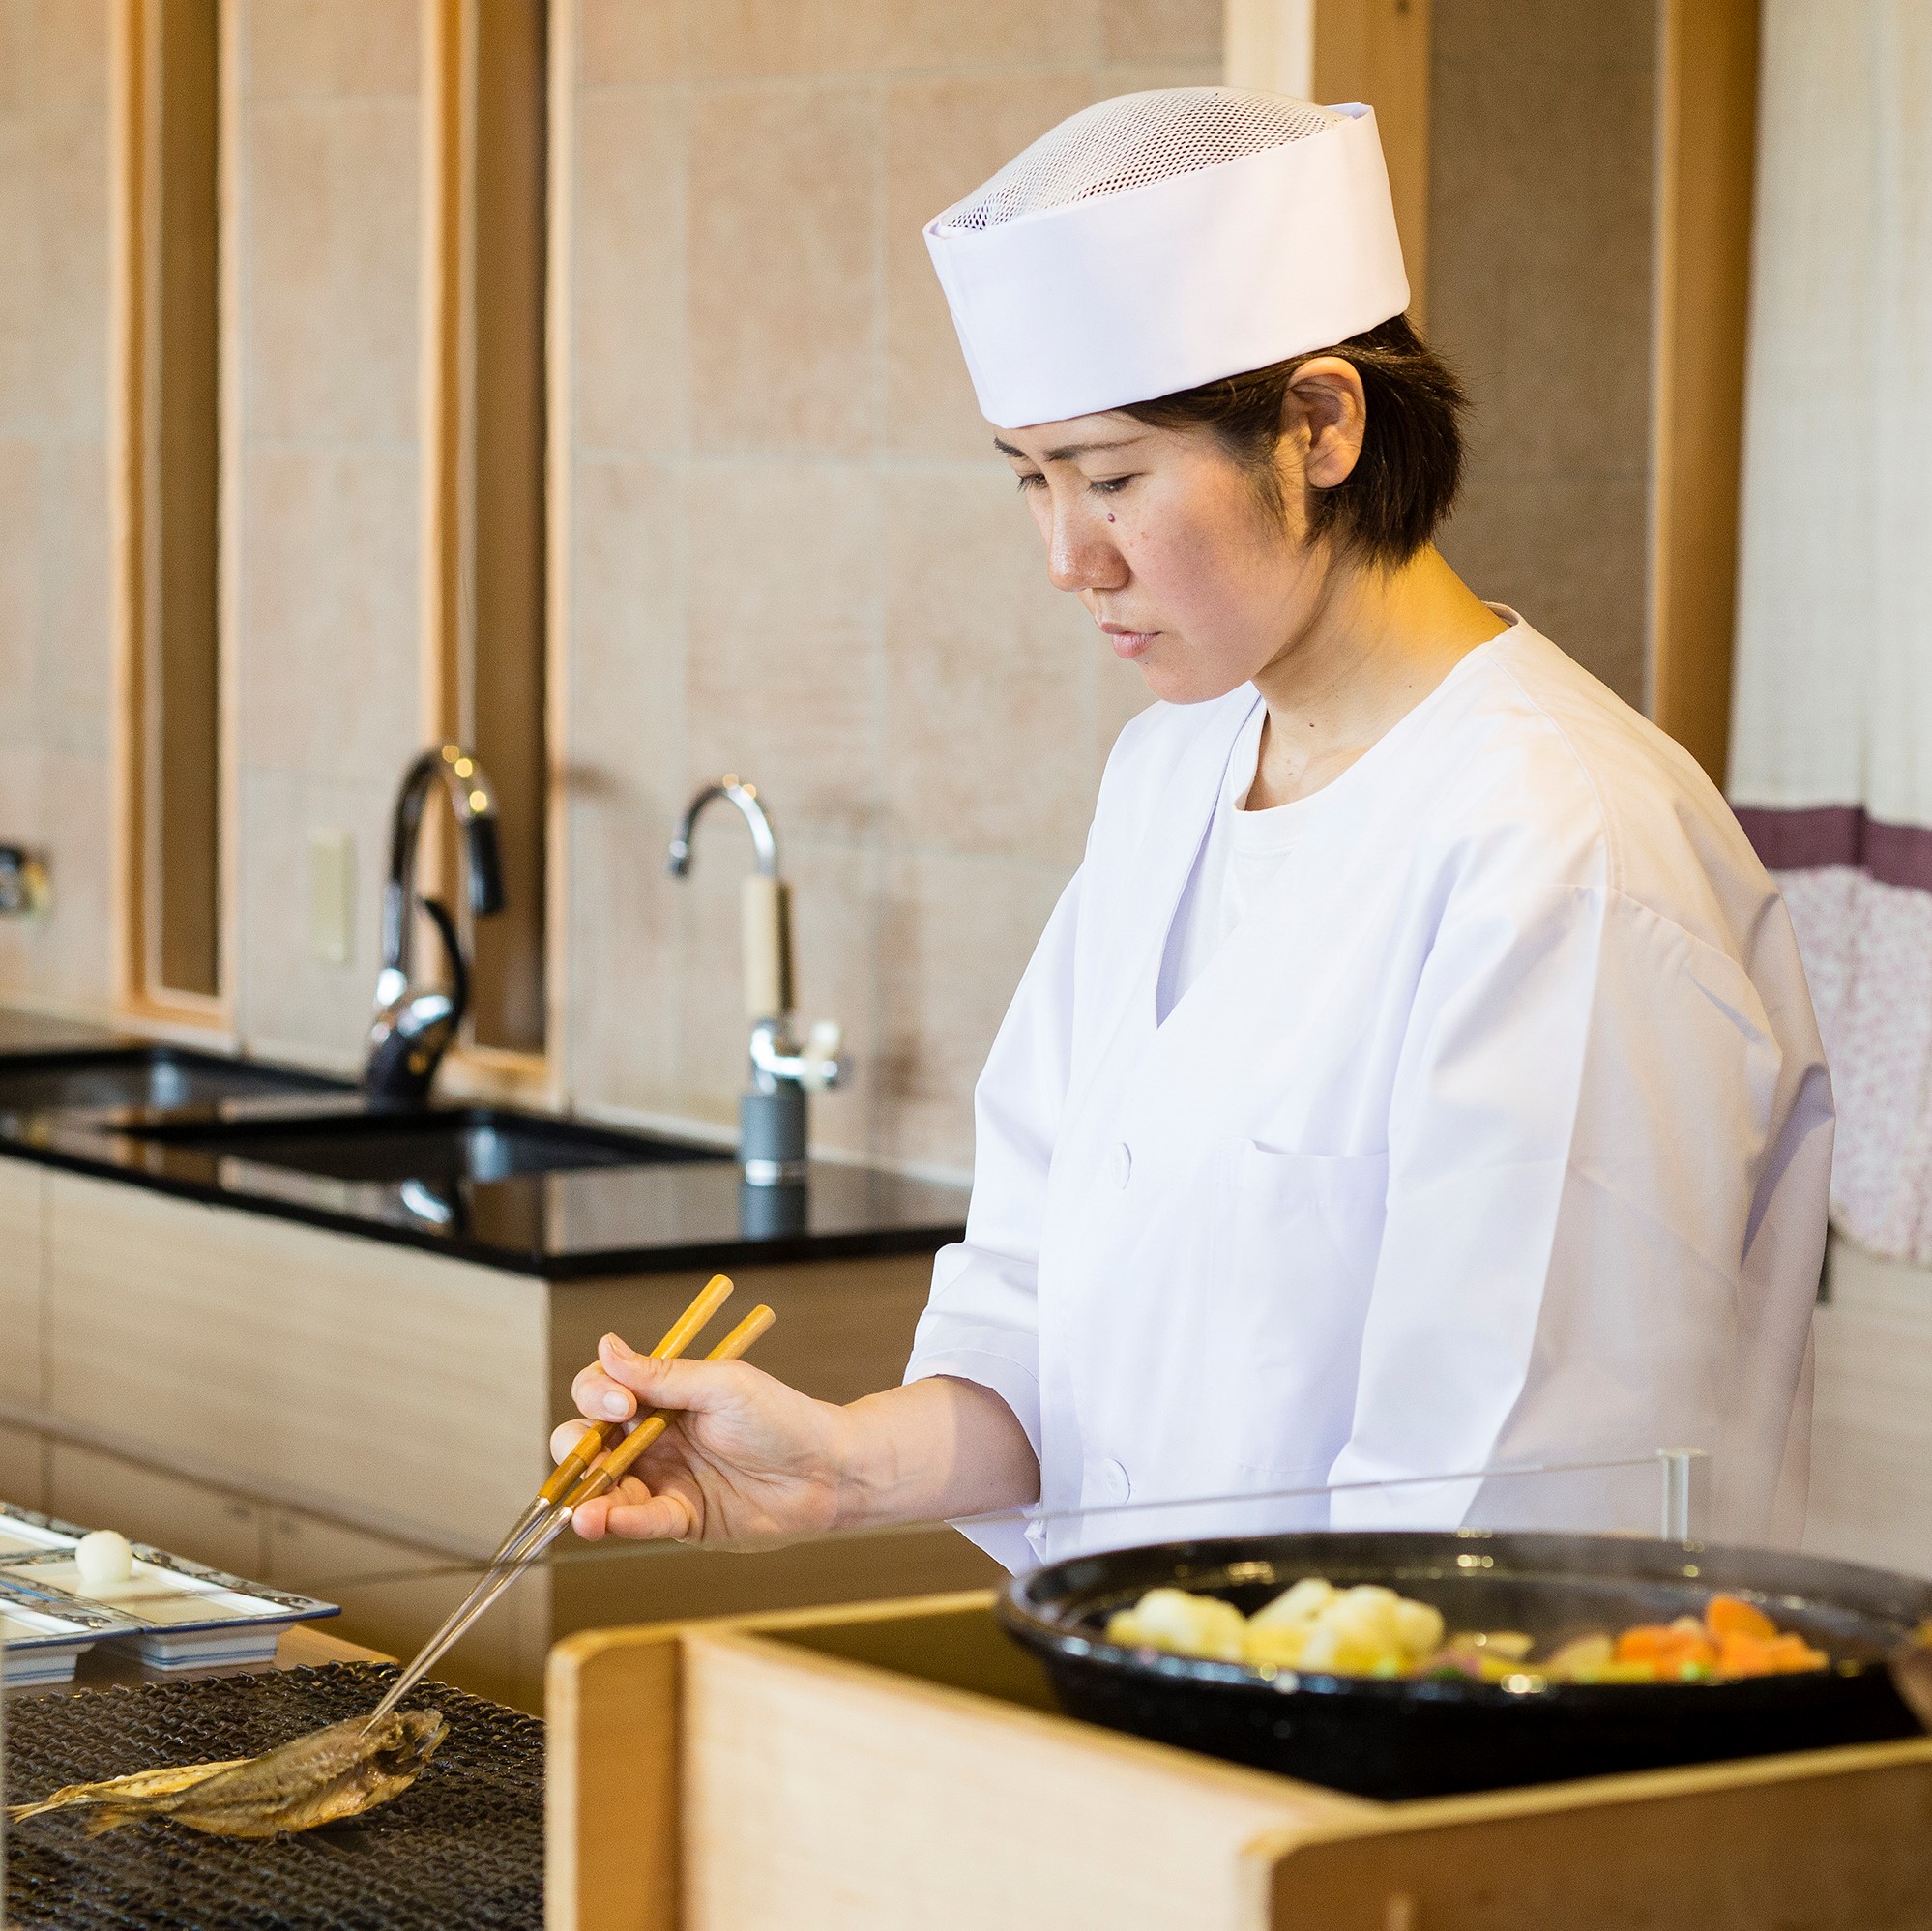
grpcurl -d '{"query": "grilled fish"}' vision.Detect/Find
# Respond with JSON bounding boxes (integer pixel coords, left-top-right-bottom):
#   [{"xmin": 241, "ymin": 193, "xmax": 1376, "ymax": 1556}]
[{"xmin": 8, "ymin": 1710, "xmax": 446, "ymax": 1838}]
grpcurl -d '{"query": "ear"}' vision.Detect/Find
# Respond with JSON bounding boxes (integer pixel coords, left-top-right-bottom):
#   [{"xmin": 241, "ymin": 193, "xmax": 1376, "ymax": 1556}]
[{"xmin": 1281, "ymin": 356, "xmax": 1367, "ymax": 490}]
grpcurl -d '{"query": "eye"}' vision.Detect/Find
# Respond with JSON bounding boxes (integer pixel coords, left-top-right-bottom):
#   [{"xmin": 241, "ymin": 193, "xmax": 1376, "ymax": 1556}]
[
  {"xmin": 1089, "ymin": 475, "xmax": 1134, "ymax": 496},
  {"xmin": 1013, "ymin": 471, "xmax": 1046, "ymax": 492}
]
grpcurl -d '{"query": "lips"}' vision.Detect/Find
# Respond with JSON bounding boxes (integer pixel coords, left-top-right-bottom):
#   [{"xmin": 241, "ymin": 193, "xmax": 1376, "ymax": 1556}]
[{"xmin": 1096, "ymin": 619, "xmax": 1158, "ymax": 660}]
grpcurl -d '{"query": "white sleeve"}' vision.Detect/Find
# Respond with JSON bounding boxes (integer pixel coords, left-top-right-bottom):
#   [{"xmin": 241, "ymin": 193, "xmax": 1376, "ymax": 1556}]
[
  {"xmin": 1329, "ymin": 883, "xmax": 1827, "ymax": 1542},
  {"xmin": 902, "ymin": 868, "xmax": 1081, "ymax": 1563}
]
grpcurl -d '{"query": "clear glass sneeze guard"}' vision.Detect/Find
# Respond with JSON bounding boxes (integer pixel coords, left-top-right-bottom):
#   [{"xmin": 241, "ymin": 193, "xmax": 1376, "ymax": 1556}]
[
  {"xmin": 28, "ymin": 1446, "xmax": 1697, "ymax": 1715},
  {"xmin": 306, "ymin": 1447, "xmax": 1713, "ymax": 1599}
]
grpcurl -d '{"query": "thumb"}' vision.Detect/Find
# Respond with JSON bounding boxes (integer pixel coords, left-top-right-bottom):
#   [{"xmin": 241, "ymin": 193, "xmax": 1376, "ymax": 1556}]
[{"xmin": 599, "ymin": 1333, "xmax": 739, "ymax": 1415}]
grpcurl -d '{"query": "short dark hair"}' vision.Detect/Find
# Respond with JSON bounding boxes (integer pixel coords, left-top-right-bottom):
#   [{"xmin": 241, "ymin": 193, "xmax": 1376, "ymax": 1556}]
[{"xmin": 1122, "ymin": 313, "xmax": 1467, "ymax": 568}]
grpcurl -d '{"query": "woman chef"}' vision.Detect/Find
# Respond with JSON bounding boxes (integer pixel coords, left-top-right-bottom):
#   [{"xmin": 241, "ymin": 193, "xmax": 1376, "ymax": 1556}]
[{"xmin": 558, "ymin": 90, "xmax": 1833, "ymax": 1563}]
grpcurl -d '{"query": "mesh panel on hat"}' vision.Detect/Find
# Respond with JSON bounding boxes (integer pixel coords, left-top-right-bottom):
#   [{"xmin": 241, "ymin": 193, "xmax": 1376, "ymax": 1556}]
[{"xmin": 932, "ymin": 88, "xmax": 1343, "ymax": 236}]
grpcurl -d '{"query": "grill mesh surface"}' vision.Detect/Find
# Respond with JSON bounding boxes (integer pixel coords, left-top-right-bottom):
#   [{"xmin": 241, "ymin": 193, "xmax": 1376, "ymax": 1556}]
[{"xmin": 5, "ymin": 1664, "xmax": 542, "ymax": 1931}]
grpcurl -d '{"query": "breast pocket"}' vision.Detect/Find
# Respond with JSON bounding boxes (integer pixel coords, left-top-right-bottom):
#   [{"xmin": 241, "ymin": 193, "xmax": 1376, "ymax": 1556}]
[{"xmin": 1208, "ymin": 1143, "xmax": 1390, "ymax": 1480}]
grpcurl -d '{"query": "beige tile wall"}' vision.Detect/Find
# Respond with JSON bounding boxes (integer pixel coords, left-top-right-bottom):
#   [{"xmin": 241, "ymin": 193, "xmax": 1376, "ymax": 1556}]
[
  {"xmin": 1425, "ymin": 0, "xmax": 1658, "ymax": 709},
  {"xmin": 0, "ymin": 0, "xmax": 1700, "ymax": 1178},
  {"xmin": 233, "ymin": 0, "xmax": 424, "ymax": 1061},
  {"xmin": 0, "ymin": 0, "xmax": 1208, "ymax": 1178},
  {"xmin": 562, "ymin": 0, "xmax": 1215, "ymax": 1172},
  {"xmin": 0, "ymin": 0, "xmax": 115, "ymax": 1011}
]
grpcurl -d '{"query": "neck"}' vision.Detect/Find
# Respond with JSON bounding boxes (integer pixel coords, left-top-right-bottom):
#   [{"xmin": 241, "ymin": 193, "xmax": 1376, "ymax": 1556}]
[{"xmin": 1244, "ymin": 544, "xmax": 1503, "ymax": 809}]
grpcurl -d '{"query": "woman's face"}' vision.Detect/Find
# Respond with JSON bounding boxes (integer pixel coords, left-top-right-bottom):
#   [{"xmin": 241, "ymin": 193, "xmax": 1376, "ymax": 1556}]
[{"xmin": 996, "ymin": 361, "xmax": 1363, "ymax": 706}]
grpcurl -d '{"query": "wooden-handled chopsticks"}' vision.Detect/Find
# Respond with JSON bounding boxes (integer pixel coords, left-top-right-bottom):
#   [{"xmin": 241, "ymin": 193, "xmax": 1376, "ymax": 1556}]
[
  {"xmin": 517, "ymin": 1273, "xmax": 734, "ymax": 1546},
  {"xmin": 363, "ymin": 1278, "xmax": 774, "ymax": 1730}
]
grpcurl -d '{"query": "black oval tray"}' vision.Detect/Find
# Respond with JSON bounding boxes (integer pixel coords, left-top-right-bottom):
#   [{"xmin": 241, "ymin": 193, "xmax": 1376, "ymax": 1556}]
[{"xmin": 998, "ymin": 1530, "xmax": 1932, "ymax": 1799}]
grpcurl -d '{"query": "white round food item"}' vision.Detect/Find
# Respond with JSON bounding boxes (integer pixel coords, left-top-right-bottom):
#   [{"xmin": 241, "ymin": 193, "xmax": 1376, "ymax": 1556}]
[
  {"xmin": 74, "ymin": 1529, "xmax": 134, "ymax": 1591},
  {"xmin": 1243, "ymin": 1621, "xmax": 1311, "ymax": 1669},
  {"xmin": 1297, "ymin": 1619, "xmax": 1394, "ymax": 1676},
  {"xmin": 1393, "ymin": 1598, "xmax": 1447, "ymax": 1659},
  {"xmin": 1122, "ymin": 1587, "xmax": 1248, "ymax": 1662},
  {"xmin": 1326, "ymin": 1585, "xmax": 1403, "ymax": 1653},
  {"xmin": 1249, "ymin": 1576, "xmax": 1335, "ymax": 1632}
]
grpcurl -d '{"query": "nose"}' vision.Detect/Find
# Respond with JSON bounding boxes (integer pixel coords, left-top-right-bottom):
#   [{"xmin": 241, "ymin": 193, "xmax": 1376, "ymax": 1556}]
[{"xmin": 1045, "ymin": 499, "xmax": 1126, "ymax": 595}]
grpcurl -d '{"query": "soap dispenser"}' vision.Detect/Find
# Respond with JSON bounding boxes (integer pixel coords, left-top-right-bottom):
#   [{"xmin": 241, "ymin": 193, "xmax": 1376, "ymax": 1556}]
[{"xmin": 668, "ymin": 776, "xmax": 847, "ymax": 1184}]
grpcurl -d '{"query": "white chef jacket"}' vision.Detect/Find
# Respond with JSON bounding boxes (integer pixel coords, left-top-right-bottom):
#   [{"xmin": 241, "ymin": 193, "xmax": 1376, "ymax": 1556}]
[
  {"xmin": 1159, "ymin": 702, "xmax": 1327, "ymax": 1016},
  {"xmin": 905, "ymin": 615, "xmax": 1832, "ymax": 1569}
]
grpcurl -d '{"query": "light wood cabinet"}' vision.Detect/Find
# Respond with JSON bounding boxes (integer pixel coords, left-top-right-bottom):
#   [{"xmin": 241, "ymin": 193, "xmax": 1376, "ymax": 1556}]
[
  {"xmin": 33, "ymin": 1167, "xmax": 944, "ymax": 1561},
  {"xmin": 0, "ymin": 1418, "xmax": 45, "ymax": 1509},
  {"xmin": 550, "ymin": 1595, "xmax": 1932, "ymax": 1931},
  {"xmin": 47, "ymin": 1439, "xmax": 269, "ymax": 1578},
  {"xmin": 40, "ymin": 1168, "xmax": 548, "ymax": 1553},
  {"xmin": 6, "ymin": 1158, "xmax": 977, "ymax": 1710},
  {"xmin": 0, "ymin": 1156, "xmax": 44, "ymax": 1407},
  {"xmin": 1805, "ymin": 1234, "xmax": 1932, "ymax": 1579},
  {"xmin": 265, "ymin": 1506, "xmax": 542, "ymax": 1711}
]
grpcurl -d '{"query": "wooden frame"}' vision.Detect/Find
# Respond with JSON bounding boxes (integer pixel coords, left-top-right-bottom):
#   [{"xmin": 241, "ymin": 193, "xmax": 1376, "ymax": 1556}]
[
  {"xmin": 109, "ymin": 0, "xmax": 235, "ymax": 1032},
  {"xmin": 549, "ymin": 1593, "xmax": 1932, "ymax": 1931},
  {"xmin": 421, "ymin": 0, "xmax": 474, "ymax": 767},
  {"xmin": 421, "ymin": 0, "xmax": 563, "ymax": 1100},
  {"xmin": 542, "ymin": 0, "xmax": 573, "ymax": 1102},
  {"xmin": 1647, "ymin": 0, "xmax": 1763, "ymax": 787},
  {"xmin": 107, "ymin": 0, "xmax": 147, "ymax": 1020}
]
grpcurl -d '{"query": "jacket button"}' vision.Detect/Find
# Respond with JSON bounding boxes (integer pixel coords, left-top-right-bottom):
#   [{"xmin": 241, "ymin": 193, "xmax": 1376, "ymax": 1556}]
[
  {"xmin": 1097, "ymin": 1458, "xmax": 1131, "ymax": 1504},
  {"xmin": 1107, "ymin": 1142, "xmax": 1132, "ymax": 1188}
]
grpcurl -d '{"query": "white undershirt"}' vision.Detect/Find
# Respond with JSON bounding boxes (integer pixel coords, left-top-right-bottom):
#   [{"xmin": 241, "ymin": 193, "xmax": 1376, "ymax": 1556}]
[{"xmin": 1156, "ymin": 703, "xmax": 1332, "ymax": 1020}]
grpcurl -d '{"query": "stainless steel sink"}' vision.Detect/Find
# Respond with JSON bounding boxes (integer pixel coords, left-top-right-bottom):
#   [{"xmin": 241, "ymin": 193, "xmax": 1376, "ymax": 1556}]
[
  {"xmin": 120, "ymin": 1107, "xmax": 730, "ymax": 1185},
  {"xmin": 0, "ymin": 1046, "xmax": 350, "ymax": 1117}
]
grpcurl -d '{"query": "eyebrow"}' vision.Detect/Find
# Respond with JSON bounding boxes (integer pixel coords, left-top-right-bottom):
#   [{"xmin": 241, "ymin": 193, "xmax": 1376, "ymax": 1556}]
[{"xmin": 993, "ymin": 435, "xmax": 1144, "ymax": 463}]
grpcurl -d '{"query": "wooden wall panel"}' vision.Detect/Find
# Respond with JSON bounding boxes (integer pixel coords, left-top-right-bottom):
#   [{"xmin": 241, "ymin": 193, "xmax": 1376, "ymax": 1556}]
[
  {"xmin": 469, "ymin": 0, "xmax": 550, "ymax": 1057},
  {"xmin": 149, "ymin": 0, "xmax": 221, "ymax": 999},
  {"xmin": 1313, "ymin": 0, "xmax": 1433, "ymax": 328},
  {"xmin": 110, "ymin": 0, "xmax": 230, "ymax": 1025}
]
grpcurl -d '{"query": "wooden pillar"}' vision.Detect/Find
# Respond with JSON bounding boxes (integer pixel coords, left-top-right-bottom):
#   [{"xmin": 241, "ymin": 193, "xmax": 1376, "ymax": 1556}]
[{"xmin": 1649, "ymin": 0, "xmax": 1763, "ymax": 788}]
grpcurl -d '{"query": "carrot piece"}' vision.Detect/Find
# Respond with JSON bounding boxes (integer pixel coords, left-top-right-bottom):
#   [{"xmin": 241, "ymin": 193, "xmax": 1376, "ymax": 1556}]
[
  {"xmin": 1617, "ymin": 1625, "xmax": 1715, "ymax": 1673},
  {"xmin": 1716, "ymin": 1632, "xmax": 1777, "ymax": 1678},
  {"xmin": 1615, "ymin": 1625, "xmax": 1680, "ymax": 1663},
  {"xmin": 1766, "ymin": 1632, "xmax": 1828, "ymax": 1673},
  {"xmin": 1706, "ymin": 1595, "xmax": 1777, "ymax": 1645}
]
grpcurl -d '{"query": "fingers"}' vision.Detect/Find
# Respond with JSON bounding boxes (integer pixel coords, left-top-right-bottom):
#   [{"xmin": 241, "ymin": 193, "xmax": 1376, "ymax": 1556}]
[
  {"xmin": 571, "ymin": 1354, "xmax": 635, "ymax": 1423},
  {"xmin": 587, "ymin": 1333, "xmax": 745, "ymax": 1417},
  {"xmin": 549, "ymin": 1418, "xmax": 597, "ymax": 1466},
  {"xmin": 571, "ymin": 1476, "xmax": 695, "ymax": 1544}
]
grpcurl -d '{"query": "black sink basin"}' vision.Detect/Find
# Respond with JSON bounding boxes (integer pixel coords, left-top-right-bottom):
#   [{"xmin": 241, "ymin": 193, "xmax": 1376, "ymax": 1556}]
[
  {"xmin": 121, "ymin": 1107, "xmax": 731, "ymax": 1185},
  {"xmin": 0, "ymin": 1046, "xmax": 350, "ymax": 1117}
]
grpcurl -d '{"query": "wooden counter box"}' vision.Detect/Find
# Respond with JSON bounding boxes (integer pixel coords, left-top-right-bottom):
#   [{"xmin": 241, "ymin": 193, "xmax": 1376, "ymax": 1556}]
[{"xmin": 546, "ymin": 1590, "xmax": 1932, "ymax": 1931}]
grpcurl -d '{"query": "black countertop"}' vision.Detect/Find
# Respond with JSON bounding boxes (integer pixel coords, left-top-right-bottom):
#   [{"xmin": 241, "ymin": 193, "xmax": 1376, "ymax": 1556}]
[{"xmin": 0, "ymin": 1017, "xmax": 968, "ymax": 1280}]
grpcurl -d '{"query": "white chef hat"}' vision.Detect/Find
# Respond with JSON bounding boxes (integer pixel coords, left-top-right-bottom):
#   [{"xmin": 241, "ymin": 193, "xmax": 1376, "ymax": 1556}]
[{"xmin": 924, "ymin": 88, "xmax": 1409, "ymax": 428}]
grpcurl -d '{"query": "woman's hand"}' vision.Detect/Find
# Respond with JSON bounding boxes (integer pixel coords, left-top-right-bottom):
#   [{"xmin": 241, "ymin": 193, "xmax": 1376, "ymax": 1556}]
[
  {"xmin": 551, "ymin": 1333, "xmax": 852, "ymax": 1543},
  {"xmin": 552, "ymin": 1335, "xmax": 1042, "ymax": 1544}
]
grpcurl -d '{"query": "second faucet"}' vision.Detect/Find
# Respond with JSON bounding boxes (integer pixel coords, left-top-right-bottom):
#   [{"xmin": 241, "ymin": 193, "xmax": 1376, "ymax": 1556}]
[{"xmin": 668, "ymin": 776, "xmax": 846, "ymax": 1184}]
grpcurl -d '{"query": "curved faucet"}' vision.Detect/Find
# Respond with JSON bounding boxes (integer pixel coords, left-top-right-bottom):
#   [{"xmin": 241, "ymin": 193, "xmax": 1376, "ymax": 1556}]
[
  {"xmin": 668, "ymin": 775, "xmax": 846, "ymax": 1183},
  {"xmin": 667, "ymin": 775, "xmax": 778, "ymax": 882},
  {"xmin": 366, "ymin": 745, "xmax": 507, "ymax": 1102}
]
